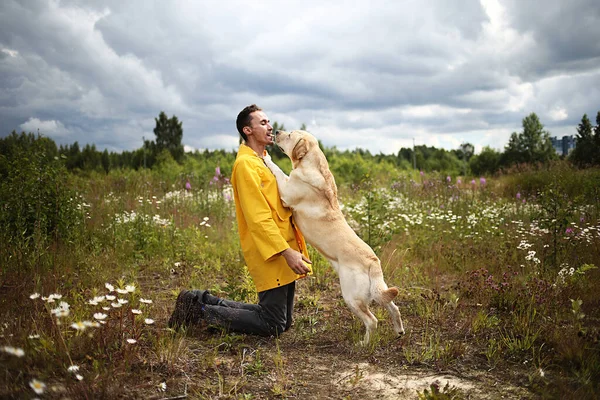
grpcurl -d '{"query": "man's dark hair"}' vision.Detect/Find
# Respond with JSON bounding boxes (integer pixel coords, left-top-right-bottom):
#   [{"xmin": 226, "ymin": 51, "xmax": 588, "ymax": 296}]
[{"xmin": 236, "ymin": 104, "xmax": 262, "ymax": 142}]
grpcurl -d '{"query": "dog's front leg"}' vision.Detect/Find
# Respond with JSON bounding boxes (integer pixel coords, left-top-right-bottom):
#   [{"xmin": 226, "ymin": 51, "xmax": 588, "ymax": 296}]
[
  {"xmin": 263, "ymin": 153, "xmax": 289, "ymax": 188},
  {"xmin": 263, "ymin": 154, "xmax": 292, "ymax": 207}
]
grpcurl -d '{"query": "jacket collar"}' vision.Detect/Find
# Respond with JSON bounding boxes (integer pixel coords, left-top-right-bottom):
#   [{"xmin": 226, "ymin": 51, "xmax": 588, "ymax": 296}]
[{"xmin": 238, "ymin": 143, "xmax": 267, "ymax": 159}]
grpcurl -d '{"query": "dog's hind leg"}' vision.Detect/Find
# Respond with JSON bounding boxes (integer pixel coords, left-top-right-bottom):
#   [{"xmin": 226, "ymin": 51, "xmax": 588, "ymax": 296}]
[
  {"xmin": 345, "ymin": 299, "xmax": 378, "ymax": 346},
  {"xmin": 338, "ymin": 268, "xmax": 377, "ymax": 345},
  {"xmin": 383, "ymin": 300, "xmax": 405, "ymax": 336}
]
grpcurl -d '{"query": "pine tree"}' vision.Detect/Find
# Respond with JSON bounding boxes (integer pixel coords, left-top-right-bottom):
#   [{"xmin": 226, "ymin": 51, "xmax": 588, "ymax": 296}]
[
  {"xmin": 153, "ymin": 111, "xmax": 184, "ymax": 163},
  {"xmin": 570, "ymin": 114, "xmax": 596, "ymax": 167}
]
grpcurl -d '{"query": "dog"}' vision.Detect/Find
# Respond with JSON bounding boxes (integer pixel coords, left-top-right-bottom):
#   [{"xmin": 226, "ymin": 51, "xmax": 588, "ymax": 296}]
[{"xmin": 264, "ymin": 130, "xmax": 405, "ymax": 345}]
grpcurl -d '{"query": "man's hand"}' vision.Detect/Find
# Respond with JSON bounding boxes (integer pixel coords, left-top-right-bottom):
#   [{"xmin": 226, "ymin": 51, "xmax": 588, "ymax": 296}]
[{"xmin": 280, "ymin": 248, "xmax": 312, "ymax": 275}]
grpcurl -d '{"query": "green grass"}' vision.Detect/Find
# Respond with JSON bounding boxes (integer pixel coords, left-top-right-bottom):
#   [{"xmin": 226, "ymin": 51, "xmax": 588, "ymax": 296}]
[{"xmin": 1, "ymin": 161, "xmax": 599, "ymax": 398}]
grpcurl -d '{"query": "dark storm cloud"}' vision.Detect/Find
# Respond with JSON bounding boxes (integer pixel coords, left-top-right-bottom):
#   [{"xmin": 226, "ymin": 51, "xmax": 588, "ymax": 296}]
[{"xmin": 1, "ymin": 0, "xmax": 599, "ymax": 154}]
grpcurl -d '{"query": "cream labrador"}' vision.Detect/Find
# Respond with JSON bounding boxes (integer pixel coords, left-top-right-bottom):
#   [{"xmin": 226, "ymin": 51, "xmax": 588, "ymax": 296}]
[{"xmin": 264, "ymin": 130, "xmax": 405, "ymax": 344}]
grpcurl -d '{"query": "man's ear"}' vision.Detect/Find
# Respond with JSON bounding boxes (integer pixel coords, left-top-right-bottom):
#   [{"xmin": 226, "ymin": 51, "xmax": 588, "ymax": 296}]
[
  {"xmin": 243, "ymin": 126, "xmax": 252, "ymax": 137},
  {"xmin": 293, "ymin": 138, "xmax": 308, "ymax": 160}
]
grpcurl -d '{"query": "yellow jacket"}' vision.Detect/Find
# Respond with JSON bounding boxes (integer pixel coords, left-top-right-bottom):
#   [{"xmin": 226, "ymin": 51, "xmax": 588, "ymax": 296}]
[{"xmin": 231, "ymin": 144, "xmax": 309, "ymax": 292}]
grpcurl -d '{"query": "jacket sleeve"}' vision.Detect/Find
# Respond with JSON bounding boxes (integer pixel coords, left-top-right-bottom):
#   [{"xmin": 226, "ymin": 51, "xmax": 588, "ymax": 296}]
[{"xmin": 234, "ymin": 159, "xmax": 290, "ymax": 261}]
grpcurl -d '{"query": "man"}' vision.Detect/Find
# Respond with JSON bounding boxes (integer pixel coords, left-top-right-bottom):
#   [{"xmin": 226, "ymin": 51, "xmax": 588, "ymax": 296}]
[{"xmin": 168, "ymin": 104, "xmax": 311, "ymax": 336}]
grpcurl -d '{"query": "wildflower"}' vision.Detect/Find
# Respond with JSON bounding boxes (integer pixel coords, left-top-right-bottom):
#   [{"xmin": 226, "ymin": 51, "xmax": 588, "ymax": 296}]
[
  {"xmin": 174, "ymin": 262, "xmax": 182, "ymax": 267},
  {"xmin": 117, "ymin": 298, "xmax": 128, "ymax": 305},
  {"xmin": 76, "ymin": 374, "xmax": 83, "ymax": 381},
  {"xmin": 71, "ymin": 322, "xmax": 87, "ymax": 331},
  {"xmin": 29, "ymin": 379, "xmax": 46, "ymax": 395},
  {"xmin": 127, "ymin": 338, "xmax": 137, "ymax": 344},
  {"xmin": 446, "ymin": 176, "xmax": 451, "ymax": 183},
  {"xmin": 102, "ymin": 307, "xmax": 111, "ymax": 311},
  {"xmin": 480, "ymin": 177, "xmax": 486, "ymax": 185},
  {"xmin": 51, "ymin": 302, "xmax": 70, "ymax": 318},
  {"xmin": 105, "ymin": 295, "xmax": 116, "ymax": 301},
  {"xmin": 471, "ymin": 179, "xmax": 475, "ymax": 185},
  {"xmin": 30, "ymin": 293, "xmax": 40, "ymax": 300},
  {"xmin": 67, "ymin": 365, "xmax": 80, "ymax": 372},
  {"xmin": 105, "ymin": 283, "xmax": 114, "ymax": 292},
  {"xmin": 159, "ymin": 382, "xmax": 167, "ymax": 392},
  {"xmin": 131, "ymin": 309, "xmax": 142, "ymax": 315},
  {"xmin": 144, "ymin": 318, "xmax": 155, "ymax": 325},
  {"xmin": 116, "ymin": 288, "xmax": 129, "ymax": 294},
  {"xmin": 125, "ymin": 285, "xmax": 136, "ymax": 293},
  {"xmin": 111, "ymin": 302, "xmax": 122, "ymax": 308},
  {"xmin": 140, "ymin": 298, "xmax": 153, "ymax": 304},
  {"xmin": 93, "ymin": 313, "xmax": 107, "ymax": 321},
  {"xmin": 1, "ymin": 346, "xmax": 25, "ymax": 357},
  {"xmin": 28, "ymin": 334, "xmax": 40, "ymax": 339},
  {"xmin": 420, "ymin": 170, "xmax": 424, "ymax": 176},
  {"xmin": 185, "ymin": 180, "xmax": 192, "ymax": 191},
  {"xmin": 457, "ymin": 178, "xmax": 462, "ymax": 184},
  {"xmin": 539, "ymin": 368, "xmax": 545, "ymax": 378},
  {"xmin": 83, "ymin": 321, "xmax": 100, "ymax": 328},
  {"xmin": 516, "ymin": 192, "xmax": 521, "ymax": 200},
  {"xmin": 88, "ymin": 296, "xmax": 105, "ymax": 305},
  {"xmin": 565, "ymin": 227, "xmax": 574, "ymax": 235}
]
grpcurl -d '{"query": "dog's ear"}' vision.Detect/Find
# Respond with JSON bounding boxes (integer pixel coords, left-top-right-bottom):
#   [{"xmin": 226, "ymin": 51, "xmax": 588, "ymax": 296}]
[{"xmin": 293, "ymin": 138, "xmax": 308, "ymax": 160}]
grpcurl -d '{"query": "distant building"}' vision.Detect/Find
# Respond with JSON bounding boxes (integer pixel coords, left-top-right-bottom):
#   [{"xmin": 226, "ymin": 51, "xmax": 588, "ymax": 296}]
[{"xmin": 550, "ymin": 135, "xmax": 576, "ymax": 157}]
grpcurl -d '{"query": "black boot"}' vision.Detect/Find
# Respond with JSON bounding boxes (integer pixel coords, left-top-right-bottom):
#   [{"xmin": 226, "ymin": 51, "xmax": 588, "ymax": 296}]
[{"xmin": 168, "ymin": 290, "xmax": 205, "ymax": 329}]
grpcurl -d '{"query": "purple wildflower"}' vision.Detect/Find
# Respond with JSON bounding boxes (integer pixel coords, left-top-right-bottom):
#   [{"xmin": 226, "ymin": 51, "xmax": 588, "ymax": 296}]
[
  {"xmin": 457, "ymin": 178, "xmax": 462, "ymax": 184},
  {"xmin": 480, "ymin": 177, "xmax": 486, "ymax": 185},
  {"xmin": 516, "ymin": 192, "xmax": 521, "ymax": 199},
  {"xmin": 565, "ymin": 227, "xmax": 574, "ymax": 235},
  {"xmin": 420, "ymin": 170, "xmax": 424, "ymax": 176},
  {"xmin": 446, "ymin": 176, "xmax": 451, "ymax": 183},
  {"xmin": 185, "ymin": 181, "xmax": 191, "ymax": 191},
  {"xmin": 471, "ymin": 179, "xmax": 476, "ymax": 185}
]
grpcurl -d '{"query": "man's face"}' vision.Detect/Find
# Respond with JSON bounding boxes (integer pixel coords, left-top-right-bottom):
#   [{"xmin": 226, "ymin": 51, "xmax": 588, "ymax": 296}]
[{"xmin": 245, "ymin": 110, "xmax": 273, "ymax": 146}]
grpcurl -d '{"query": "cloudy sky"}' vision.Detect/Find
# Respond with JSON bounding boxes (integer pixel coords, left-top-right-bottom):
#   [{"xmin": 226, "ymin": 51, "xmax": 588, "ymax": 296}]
[{"xmin": 1, "ymin": 0, "xmax": 599, "ymax": 155}]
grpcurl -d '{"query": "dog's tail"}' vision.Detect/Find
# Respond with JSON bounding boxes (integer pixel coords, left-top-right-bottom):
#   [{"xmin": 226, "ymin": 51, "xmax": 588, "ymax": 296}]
[{"xmin": 369, "ymin": 257, "xmax": 399, "ymax": 304}]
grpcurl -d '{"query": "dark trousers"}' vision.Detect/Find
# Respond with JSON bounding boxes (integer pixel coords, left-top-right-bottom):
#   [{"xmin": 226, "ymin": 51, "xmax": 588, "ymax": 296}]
[{"xmin": 202, "ymin": 281, "xmax": 295, "ymax": 337}]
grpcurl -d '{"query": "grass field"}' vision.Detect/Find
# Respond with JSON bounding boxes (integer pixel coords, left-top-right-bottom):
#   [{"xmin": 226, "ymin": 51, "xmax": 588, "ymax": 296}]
[{"xmin": 1, "ymin": 160, "xmax": 599, "ymax": 399}]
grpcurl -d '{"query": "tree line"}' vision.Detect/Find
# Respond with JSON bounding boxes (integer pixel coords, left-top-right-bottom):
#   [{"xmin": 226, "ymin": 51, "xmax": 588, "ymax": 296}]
[{"xmin": 2, "ymin": 110, "xmax": 600, "ymax": 180}]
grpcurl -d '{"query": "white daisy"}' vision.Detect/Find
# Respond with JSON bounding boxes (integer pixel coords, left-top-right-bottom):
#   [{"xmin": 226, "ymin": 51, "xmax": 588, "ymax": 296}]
[
  {"xmin": 67, "ymin": 365, "xmax": 80, "ymax": 372},
  {"xmin": 139, "ymin": 298, "xmax": 153, "ymax": 304},
  {"xmin": 29, "ymin": 379, "xmax": 46, "ymax": 395},
  {"xmin": 105, "ymin": 283, "xmax": 114, "ymax": 292},
  {"xmin": 93, "ymin": 313, "xmax": 107, "ymax": 320},
  {"xmin": 1, "ymin": 346, "xmax": 25, "ymax": 357},
  {"xmin": 126, "ymin": 338, "xmax": 137, "ymax": 344},
  {"xmin": 29, "ymin": 293, "xmax": 40, "ymax": 300},
  {"xmin": 71, "ymin": 321, "xmax": 86, "ymax": 331},
  {"xmin": 144, "ymin": 318, "xmax": 155, "ymax": 325}
]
